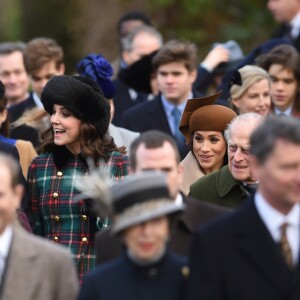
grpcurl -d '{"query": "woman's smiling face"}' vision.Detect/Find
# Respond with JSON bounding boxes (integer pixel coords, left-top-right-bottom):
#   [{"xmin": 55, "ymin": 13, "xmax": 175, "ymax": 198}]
[{"xmin": 50, "ymin": 104, "xmax": 83, "ymax": 154}]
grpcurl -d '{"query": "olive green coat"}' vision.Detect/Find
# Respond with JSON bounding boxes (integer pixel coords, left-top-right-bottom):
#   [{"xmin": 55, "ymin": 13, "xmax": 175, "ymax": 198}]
[{"xmin": 189, "ymin": 165, "xmax": 250, "ymax": 208}]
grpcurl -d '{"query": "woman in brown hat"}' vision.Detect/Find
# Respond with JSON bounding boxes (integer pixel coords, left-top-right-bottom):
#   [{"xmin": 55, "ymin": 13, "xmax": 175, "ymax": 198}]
[
  {"xmin": 230, "ymin": 65, "xmax": 271, "ymax": 116},
  {"xmin": 179, "ymin": 91, "xmax": 236, "ymax": 194}
]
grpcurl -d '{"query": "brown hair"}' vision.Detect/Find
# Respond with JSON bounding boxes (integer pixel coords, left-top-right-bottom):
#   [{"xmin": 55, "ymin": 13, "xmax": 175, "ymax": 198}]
[
  {"xmin": 257, "ymin": 44, "xmax": 300, "ymax": 109},
  {"xmin": 23, "ymin": 37, "xmax": 64, "ymax": 74},
  {"xmin": 152, "ymin": 39, "xmax": 197, "ymax": 72}
]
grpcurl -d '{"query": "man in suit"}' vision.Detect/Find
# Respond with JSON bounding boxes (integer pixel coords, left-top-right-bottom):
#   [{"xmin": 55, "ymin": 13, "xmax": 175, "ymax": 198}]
[
  {"xmin": 121, "ymin": 40, "xmax": 198, "ymax": 158},
  {"xmin": 190, "ymin": 113, "xmax": 262, "ymax": 208},
  {"xmin": 112, "ymin": 25, "xmax": 162, "ymax": 126},
  {"xmin": 258, "ymin": 44, "xmax": 300, "ymax": 118},
  {"xmin": 0, "ymin": 153, "xmax": 78, "ymax": 300},
  {"xmin": 268, "ymin": 0, "xmax": 300, "ymax": 52},
  {"xmin": 187, "ymin": 115, "xmax": 300, "ymax": 300},
  {"xmin": 95, "ymin": 130, "xmax": 228, "ymax": 264}
]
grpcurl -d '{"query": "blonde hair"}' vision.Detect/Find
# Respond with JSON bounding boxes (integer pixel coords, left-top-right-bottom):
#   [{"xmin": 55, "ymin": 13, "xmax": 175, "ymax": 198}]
[{"xmin": 230, "ymin": 65, "xmax": 270, "ymax": 100}]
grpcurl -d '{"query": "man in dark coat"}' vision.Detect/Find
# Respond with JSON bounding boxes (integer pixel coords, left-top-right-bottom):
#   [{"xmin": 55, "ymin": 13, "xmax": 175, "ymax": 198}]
[
  {"xmin": 190, "ymin": 113, "xmax": 262, "ymax": 208},
  {"xmin": 121, "ymin": 40, "xmax": 199, "ymax": 159},
  {"xmin": 267, "ymin": 0, "xmax": 300, "ymax": 52},
  {"xmin": 187, "ymin": 116, "xmax": 300, "ymax": 300},
  {"xmin": 112, "ymin": 25, "xmax": 162, "ymax": 126},
  {"xmin": 95, "ymin": 131, "xmax": 228, "ymax": 264}
]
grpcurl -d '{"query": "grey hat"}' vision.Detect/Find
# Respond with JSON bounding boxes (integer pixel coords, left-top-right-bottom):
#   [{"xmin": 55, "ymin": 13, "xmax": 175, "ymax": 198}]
[{"xmin": 111, "ymin": 171, "xmax": 185, "ymax": 233}]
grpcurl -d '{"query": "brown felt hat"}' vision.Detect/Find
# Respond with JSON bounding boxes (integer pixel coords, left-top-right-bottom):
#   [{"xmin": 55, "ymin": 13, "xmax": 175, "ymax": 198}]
[{"xmin": 179, "ymin": 91, "xmax": 236, "ymax": 144}]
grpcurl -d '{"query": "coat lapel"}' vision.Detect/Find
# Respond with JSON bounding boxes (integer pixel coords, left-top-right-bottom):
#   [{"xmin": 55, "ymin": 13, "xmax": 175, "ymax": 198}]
[
  {"xmin": 235, "ymin": 200, "xmax": 291, "ymax": 293},
  {"xmin": 147, "ymin": 96, "xmax": 172, "ymax": 135},
  {"xmin": 2, "ymin": 226, "xmax": 40, "ymax": 300}
]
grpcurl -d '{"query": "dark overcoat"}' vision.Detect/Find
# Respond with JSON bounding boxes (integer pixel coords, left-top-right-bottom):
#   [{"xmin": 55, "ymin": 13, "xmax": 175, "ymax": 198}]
[
  {"xmin": 189, "ymin": 165, "xmax": 250, "ymax": 208},
  {"xmin": 78, "ymin": 251, "xmax": 188, "ymax": 300},
  {"xmin": 186, "ymin": 198, "xmax": 300, "ymax": 300}
]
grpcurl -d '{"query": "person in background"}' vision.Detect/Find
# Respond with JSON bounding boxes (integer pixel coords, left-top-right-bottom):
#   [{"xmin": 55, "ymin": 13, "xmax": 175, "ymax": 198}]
[
  {"xmin": 113, "ymin": 25, "xmax": 163, "ymax": 125},
  {"xmin": 27, "ymin": 75, "xmax": 128, "ymax": 282},
  {"xmin": 179, "ymin": 91, "xmax": 236, "ymax": 195},
  {"xmin": 0, "ymin": 42, "xmax": 38, "ymax": 145},
  {"xmin": 190, "ymin": 113, "xmax": 262, "ymax": 208},
  {"xmin": 0, "ymin": 81, "xmax": 37, "ymax": 178},
  {"xmin": 187, "ymin": 116, "xmax": 300, "ymax": 300},
  {"xmin": 121, "ymin": 39, "xmax": 199, "ymax": 159},
  {"xmin": 11, "ymin": 37, "xmax": 65, "ymax": 147},
  {"xmin": 76, "ymin": 53, "xmax": 139, "ymax": 156},
  {"xmin": 111, "ymin": 10, "xmax": 153, "ymax": 79},
  {"xmin": 229, "ymin": 65, "xmax": 271, "ymax": 116},
  {"xmin": 78, "ymin": 171, "xmax": 188, "ymax": 300},
  {"xmin": 258, "ymin": 44, "xmax": 300, "ymax": 117},
  {"xmin": 0, "ymin": 153, "xmax": 78, "ymax": 300},
  {"xmin": 267, "ymin": 0, "xmax": 300, "ymax": 52}
]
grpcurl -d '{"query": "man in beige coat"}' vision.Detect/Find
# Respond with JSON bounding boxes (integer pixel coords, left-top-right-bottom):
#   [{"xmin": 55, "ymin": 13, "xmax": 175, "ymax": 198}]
[{"xmin": 0, "ymin": 153, "xmax": 78, "ymax": 300}]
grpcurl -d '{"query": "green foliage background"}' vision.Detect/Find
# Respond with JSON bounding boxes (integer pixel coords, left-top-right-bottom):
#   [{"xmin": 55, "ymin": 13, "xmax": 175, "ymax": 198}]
[{"xmin": 0, "ymin": 0, "xmax": 276, "ymax": 73}]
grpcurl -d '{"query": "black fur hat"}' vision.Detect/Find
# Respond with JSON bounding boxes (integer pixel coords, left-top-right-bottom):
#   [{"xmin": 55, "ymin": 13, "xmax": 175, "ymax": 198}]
[{"xmin": 41, "ymin": 75, "xmax": 110, "ymax": 138}]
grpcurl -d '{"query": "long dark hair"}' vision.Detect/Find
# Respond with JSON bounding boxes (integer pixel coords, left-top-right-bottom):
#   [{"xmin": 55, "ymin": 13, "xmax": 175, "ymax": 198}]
[{"xmin": 42, "ymin": 122, "xmax": 126, "ymax": 163}]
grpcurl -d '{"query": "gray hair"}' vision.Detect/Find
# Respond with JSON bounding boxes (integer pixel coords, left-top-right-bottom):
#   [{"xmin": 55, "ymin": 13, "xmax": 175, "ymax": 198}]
[
  {"xmin": 0, "ymin": 42, "xmax": 26, "ymax": 55},
  {"xmin": 121, "ymin": 25, "xmax": 163, "ymax": 52},
  {"xmin": 250, "ymin": 115, "xmax": 300, "ymax": 164},
  {"xmin": 224, "ymin": 112, "xmax": 263, "ymax": 143}
]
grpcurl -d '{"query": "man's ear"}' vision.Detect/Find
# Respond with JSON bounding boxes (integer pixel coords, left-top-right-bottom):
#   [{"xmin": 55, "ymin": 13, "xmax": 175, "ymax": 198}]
[{"xmin": 13, "ymin": 184, "xmax": 24, "ymax": 210}]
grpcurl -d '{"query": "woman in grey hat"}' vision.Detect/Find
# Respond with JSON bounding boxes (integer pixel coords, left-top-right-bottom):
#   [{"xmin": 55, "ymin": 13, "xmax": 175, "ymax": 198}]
[
  {"xmin": 77, "ymin": 171, "xmax": 188, "ymax": 300},
  {"xmin": 27, "ymin": 75, "xmax": 129, "ymax": 283},
  {"xmin": 179, "ymin": 91, "xmax": 236, "ymax": 194}
]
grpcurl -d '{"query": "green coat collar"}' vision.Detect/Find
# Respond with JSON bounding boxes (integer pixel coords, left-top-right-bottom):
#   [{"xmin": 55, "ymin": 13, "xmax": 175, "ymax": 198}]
[{"xmin": 216, "ymin": 165, "xmax": 241, "ymax": 197}]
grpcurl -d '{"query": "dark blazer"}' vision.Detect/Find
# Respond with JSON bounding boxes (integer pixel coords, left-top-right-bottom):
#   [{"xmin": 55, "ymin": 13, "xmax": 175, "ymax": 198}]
[
  {"xmin": 112, "ymin": 79, "xmax": 148, "ymax": 126},
  {"xmin": 186, "ymin": 198, "xmax": 300, "ymax": 300},
  {"xmin": 79, "ymin": 251, "xmax": 188, "ymax": 300},
  {"xmin": 272, "ymin": 23, "xmax": 300, "ymax": 53},
  {"xmin": 190, "ymin": 165, "xmax": 251, "ymax": 208},
  {"xmin": 120, "ymin": 94, "xmax": 172, "ymax": 134},
  {"xmin": 95, "ymin": 194, "xmax": 229, "ymax": 264}
]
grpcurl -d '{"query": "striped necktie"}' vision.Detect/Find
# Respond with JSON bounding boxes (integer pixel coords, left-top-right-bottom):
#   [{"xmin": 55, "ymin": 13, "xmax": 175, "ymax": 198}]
[{"xmin": 171, "ymin": 107, "xmax": 186, "ymax": 154}]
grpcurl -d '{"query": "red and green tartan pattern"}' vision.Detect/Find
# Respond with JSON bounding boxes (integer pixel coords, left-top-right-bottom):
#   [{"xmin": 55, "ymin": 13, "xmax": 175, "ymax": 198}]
[{"xmin": 27, "ymin": 151, "xmax": 129, "ymax": 282}]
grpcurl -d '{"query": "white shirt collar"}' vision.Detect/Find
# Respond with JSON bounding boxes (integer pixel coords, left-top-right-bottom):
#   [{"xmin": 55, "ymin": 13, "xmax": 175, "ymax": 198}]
[
  {"xmin": 255, "ymin": 191, "xmax": 300, "ymax": 232},
  {"xmin": 290, "ymin": 11, "xmax": 300, "ymax": 38},
  {"xmin": 32, "ymin": 92, "xmax": 44, "ymax": 108},
  {"xmin": 274, "ymin": 105, "xmax": 293, "ymax": 116},
  {"xmin": 0, "ymin": 225, "xmax": 13, "ymax": 259},
  {"xmin": 175, "ymin": 193, "xmax": 184, "ymax": 206}
]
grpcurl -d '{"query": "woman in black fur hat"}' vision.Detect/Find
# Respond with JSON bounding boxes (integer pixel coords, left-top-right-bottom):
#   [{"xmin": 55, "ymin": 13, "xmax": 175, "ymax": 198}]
[{"xmin": 27, "ymin": 75, "xmax": 129, "ymax": 283}]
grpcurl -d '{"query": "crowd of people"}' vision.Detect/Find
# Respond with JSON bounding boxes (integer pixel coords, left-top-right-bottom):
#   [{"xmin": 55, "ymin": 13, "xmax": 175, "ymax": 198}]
[{"xmin": 1, "ymin": 1, "xmax": 300, "ymax": 299}]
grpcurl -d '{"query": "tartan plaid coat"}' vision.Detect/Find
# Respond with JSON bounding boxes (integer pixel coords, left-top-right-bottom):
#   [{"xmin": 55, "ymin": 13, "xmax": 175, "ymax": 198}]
[{"xmin": 27, "ymin": 145, "xmax": 129, "ymax": 282}]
